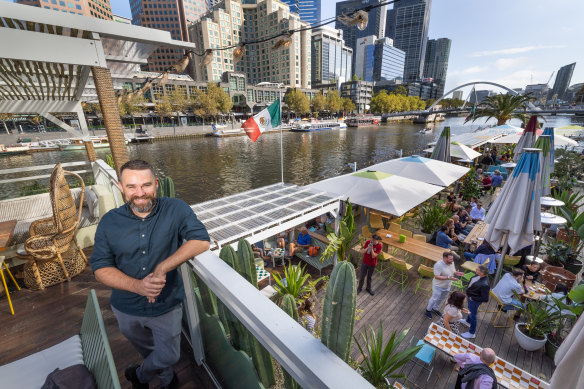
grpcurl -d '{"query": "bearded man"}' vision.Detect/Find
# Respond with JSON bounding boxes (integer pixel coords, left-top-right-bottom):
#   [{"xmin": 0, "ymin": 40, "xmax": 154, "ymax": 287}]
[{"xmin": 90, "ymin": 160, "xmax": 210, "ymax": 389}]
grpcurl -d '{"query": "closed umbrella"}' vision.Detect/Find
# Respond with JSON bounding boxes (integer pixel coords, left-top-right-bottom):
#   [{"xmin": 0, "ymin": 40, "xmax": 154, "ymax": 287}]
[
  {"xmin": 423, "ymin": 142, "xmax": 481, "ymax": 161},
  {"xmin": 430, "ymin": 126, "xmax": 451, "ymax": 162},
  {"xmin": 513, "ymin": 116, "xmax": 538, "ymax": 162},
  {"xmin": 550, "ymin": 315, "xmax": 584, "ymax": 388},
  {"xmin": 368, "ymin": 155, "xmax": 469, "ymax": 187},
  {"xmin": 307, "ymin": 170, "xmax": 443, "ymax": 217},
  {"xmin": 533, "ymin": 135, "xmax": 552, "ymax": 196},
  {"xmin": 484, "ymin": 148, "xmax": 543, "ymax": 283},
  {"xmin": 541, "ymin": 127, "xmax": 555, "ymax": 173}
]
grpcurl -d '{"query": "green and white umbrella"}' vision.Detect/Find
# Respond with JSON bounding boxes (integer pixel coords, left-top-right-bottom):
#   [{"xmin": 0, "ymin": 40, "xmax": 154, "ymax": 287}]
[
  {"xmin": 534, "ymin": 135, "xmax": 552, "ymax": 196},
  {"xmin": 430, "ymin": 126, "xmax": 451, "ymax": 162},
  {"xmin": 307, "ymin": 170, "xmax": 443, "ymax": 217},
  {"xmin": 513, "ymin": 116, "xmax": 538, "ymax": 162}
]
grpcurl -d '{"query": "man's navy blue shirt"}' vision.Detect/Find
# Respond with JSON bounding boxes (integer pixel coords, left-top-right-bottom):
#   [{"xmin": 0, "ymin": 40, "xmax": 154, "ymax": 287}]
[{"xmin": 90, "ymin": 197, "xmax": 210, "ymax": 317}]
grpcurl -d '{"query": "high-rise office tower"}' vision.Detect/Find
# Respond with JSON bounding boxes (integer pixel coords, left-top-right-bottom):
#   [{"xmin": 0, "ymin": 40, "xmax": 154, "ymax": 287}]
[
  {"xmin": 550, "ymin": 62, "xmax": 576, "ymax": 101},
  {"xmin": 354, "ymin": 35, "xmax": 377, "ymax": 81},
  {"xmin": 335, "ymin": 0, "xmax": 387, "ymax": 73},
  {"xmin": 190, "ymin": 0, "xmax": 244, "ymax": 82},
  {"xmin": 280, "ymin": 0, "xmax": 321, "ymax": 24},
  {"xmin": 423, "ymin": 38, "xmax": 451, "ymax": 97},
  {"xmin": 16, "ymin": 0, "xmax": 113, "ymax": 19},
  {"xmin": 311, "ymin": 27, "xmax": 353, "ymax": 87},
  {"xmin": 356, "ymin": 37, "xmax": 405, "ymax": 83},
  {"xmin": 386, "ymin": 0, "xmax": 432, "ymax": 82},
  {"xmin": 129, "ymin": 0, "xmax": 209, "ymax": 73},
  {"xmin": 242, "ymin": 0, "xmax": 311, "ymax": 88}
]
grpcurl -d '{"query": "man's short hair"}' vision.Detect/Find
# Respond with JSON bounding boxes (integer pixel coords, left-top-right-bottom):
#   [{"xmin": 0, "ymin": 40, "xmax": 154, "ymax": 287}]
[
  {"xmin": 372, "ymin": 234, "xmax": 381, "ymax": 241},
  {"xmin": 119, "ymin": 159, "xmax": 156, "ymax": 180},
  {"xmin": 443, "ymin": 251, "xmax": 452, "ymax": 259},
  {"xmin": 512, "ymin": 268, "xmax": 525, "ymax": 277},
  {"xmin": 494, "ymin": 170, "xmax": 500, "ymax": 175},
  {"xmin": 440, "ymin": 225, "xmax": 448, "ymax": 232},
  {"xmin": 477, "ymin": 265, "xmax": 488, "ymax": 275},
  {"xmin": 481, "ymin": 348, "xmax": 496, "ymax": 365}
]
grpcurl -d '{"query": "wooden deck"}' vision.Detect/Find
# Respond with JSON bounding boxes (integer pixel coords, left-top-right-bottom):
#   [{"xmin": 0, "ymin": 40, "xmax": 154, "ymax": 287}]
[{"xmin": 0, "ymin": 258, "xmax": 215, "ymax": 389}]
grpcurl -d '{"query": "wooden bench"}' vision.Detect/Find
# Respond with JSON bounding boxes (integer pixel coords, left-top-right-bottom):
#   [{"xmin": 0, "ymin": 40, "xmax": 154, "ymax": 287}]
[
  {"xmin": 294, "ymin": 228, "xmax": 333, "ymax": 276},
  {"xmin": 423, "ymin": 322, "xmax": 549, "ymax": 389}
]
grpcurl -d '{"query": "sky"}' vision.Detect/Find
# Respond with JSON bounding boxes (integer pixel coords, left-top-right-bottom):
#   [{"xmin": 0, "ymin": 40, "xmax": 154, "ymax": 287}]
[{"xmin": 14, "ymin": 0, "xmax": 584, "ymax": 98}]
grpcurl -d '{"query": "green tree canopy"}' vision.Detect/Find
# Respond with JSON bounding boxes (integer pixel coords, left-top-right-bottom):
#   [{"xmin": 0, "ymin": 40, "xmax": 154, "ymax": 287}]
[
  {"xmin": 466, "ymin": 93, "xmax": 532, "ymax": 125},
  {"xmin": 311, "ymin": 92, "xmax": 327, "ymax": 113},
  {"xmin": 342, "ymin": 97, "xmax": 356, "ymax": 114},
  {"xmin": 352, "ymin": 74, "xmax": 358, "ymax": 81},
  {"xmin": 391, "ymin": 85, "xmax": 408, "ymax": 96},
  {"xmin": 284, "ymin": 88, "xmax": 310, "ymax": 114},
  {"xmin": 154, "ymin": 94, "xmax": 173, "ymax": 123},
  {"xmin": 207, "ymin": 83, "xmax": 233, "ymax": 114},
  {"xmin": 326, "ymin": 89, "xmax": 343, "ymax": 113}
]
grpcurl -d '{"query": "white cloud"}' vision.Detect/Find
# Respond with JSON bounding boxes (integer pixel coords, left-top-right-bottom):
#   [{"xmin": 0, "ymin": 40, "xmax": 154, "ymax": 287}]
[
  {"xmin": 471, "ymin": 45, "xmax": 567, "ymax": 57},
  {"xmin": 494, "ymin": 57, "xmax": 528, "ymax": 71}
]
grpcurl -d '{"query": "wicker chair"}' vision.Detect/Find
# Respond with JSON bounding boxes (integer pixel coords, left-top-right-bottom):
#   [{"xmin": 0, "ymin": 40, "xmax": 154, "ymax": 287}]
[{"xmin": 23, "ymin": 163, "xmax": 89, "ymax": 290}]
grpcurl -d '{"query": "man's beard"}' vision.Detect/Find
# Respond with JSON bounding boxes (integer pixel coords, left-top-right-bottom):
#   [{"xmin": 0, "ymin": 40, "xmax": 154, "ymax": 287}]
[{"xmin": 128, "ymin": 195, "xmax": 156, "ymax": 213}]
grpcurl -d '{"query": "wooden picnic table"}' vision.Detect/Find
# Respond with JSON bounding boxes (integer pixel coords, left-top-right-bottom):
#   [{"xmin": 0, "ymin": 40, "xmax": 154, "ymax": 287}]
[
  {"xmin": 463, "ymin": 221, "xmax": 489, "ymax": 246},
  {"xmin": 522, "ymin": 280, "xmax": 550, "ymax": 301},
  {"xmin": 376, "ymin": 228, "xmax": 445, "ymax": 265},
  {"xmin": 0, "ymin": 220, "xmax": 17, "ymax": 252}
]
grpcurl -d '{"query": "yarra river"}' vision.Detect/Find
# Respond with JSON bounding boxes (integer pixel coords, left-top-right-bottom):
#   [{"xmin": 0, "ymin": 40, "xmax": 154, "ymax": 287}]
[{"xmin": 1, "ymin": 116, "xmax": 580, "ymax": 204}]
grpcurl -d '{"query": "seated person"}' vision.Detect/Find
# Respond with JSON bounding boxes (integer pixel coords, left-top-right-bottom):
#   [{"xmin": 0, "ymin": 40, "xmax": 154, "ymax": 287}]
[
  {"xmin": 453, "ymin": 214, "xmax": 471, "ymax": 237},
  {"xmin": 458, "ymin": 206, "xmax": 475, "ymax": 229},
  {"xmin": 481, "ymin": 153, "xmax": 494, "ymax": 167},
  {"xmin": 469, "ymin": 197, "xmax": 478, "ymax": 209},
  {"xmin": 492, "ymin": 268, "xmax": 527, "ymax": 311},
  {"xmin": 298, "ymin": 299, "xmax": 317, "ymax": 334},
  {"xmin": 446, "ymin": 191, "xmax": 456, "ymax": 203},
  {"xmin": 482, "ymin": 175, "xmax": 492, "ymax": 191},
  {"xmin": 436, "ymin": 225, "xmax": 460, "ymax": 260},
  {"xmin": 251, "ymin": 242, "xmax": 270, "ymax": 262},
  {"xmin": 541, "ymin": 283, "xmax": 572, "ymax": 315},
  {"xmin": 277, "ymin": 229, "xmax": 290, "ymax": 249},
  {"xmin": 522, "ymin": 261, "xmax": 542, "ymax": 282},
  {"xmin": 305, "ymin": 218, "xmax": 319, "ymax": 232},
  {"xmin": 470, "ymin": 202, "xmax": 486, "ymax": 223},
  {"xmin": 445, "ymin": 199, "xmax": 460, "ymax": 214},
  {"xmin": 491, "ymin": 170, "xmax": 504, "ymax": 188},
  {"xmin": 289, "ymin": 226, "xmax": 311, "ymax": 258},
  {"xmin": 463, "ymin": 240, "xmax": 495, "ymax": 261}
]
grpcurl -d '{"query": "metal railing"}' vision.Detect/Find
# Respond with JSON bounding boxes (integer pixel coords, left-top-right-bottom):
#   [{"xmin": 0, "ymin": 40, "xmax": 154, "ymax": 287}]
[{"xmin": 0, "ymin": 161, "xmax": 92, "ymax": 185}]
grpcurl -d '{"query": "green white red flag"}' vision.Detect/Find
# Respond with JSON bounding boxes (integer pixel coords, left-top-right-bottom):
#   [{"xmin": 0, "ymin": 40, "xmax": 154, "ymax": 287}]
[{"xmin": 242, "ymin": 99, "xmax": 281, "ymax": 142}]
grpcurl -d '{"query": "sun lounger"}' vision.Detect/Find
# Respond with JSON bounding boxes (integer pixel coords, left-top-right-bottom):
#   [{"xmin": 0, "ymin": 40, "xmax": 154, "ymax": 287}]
[{"xmin": 424, "ymin": 322, "xmax": 549, "ymax": 389}]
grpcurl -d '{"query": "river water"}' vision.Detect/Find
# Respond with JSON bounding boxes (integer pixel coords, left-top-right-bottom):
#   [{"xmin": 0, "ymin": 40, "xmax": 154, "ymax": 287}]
[{"xmin": 1, "ymin": 116, "xmax": 581, "ymax": 204}]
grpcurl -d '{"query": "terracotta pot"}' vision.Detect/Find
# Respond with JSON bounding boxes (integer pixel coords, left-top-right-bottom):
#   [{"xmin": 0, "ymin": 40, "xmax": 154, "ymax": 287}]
[
  {"xmin": 557, "ymin": 228, "xmax": 580, "ymax": 248},
  {"xmin": 541, "ymin": 265, "xmax": 576, "ymax": 291}
]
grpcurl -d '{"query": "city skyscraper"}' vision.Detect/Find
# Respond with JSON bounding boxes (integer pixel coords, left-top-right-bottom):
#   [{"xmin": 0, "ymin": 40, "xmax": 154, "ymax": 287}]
[
  {"xmin": 281, "ymin": 0, "xmax": 321, "ymax": 24},
  {"xmin": 550, "ymin": 62, "xmax": 576, "ymax": 101},
  {"xmin": 129, "ymin": 0, "xmax": 209, "ymax": 73},
  {"xmin": 371, "ymin": 38, "xmax": 405, "ymax": 82},
  {"xmin": 386, "ymin": 0, "xmax": 432, "ymax": 82},
  {"xmin": 311, "ymin": 27, "xmax": 353, "ymax": 87},
  {"xmin": 16, "ymin": 0, "xmax": 113, "ymax": 19},
  {"xmin": 335, "ymin": 0, "xmax": 387, "ymax": 74},
  {"xmin": 423, "ymin": 37, "xmax": 451, "ymax": 97}
]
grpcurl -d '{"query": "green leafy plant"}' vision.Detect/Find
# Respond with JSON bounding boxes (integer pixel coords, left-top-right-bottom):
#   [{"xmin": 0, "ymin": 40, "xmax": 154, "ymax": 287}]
[
  {"xmin": 517, "ymin": 298, "xmax": 561, "ymax": 339},
  {"xmin": 543, "ymin": 239, "xmax": 572, "ymax": 267},
  {"xmin": 553, "ymin": 149, "xmax": 584, "ymax": 192},
  {"xmin": 552, "ymin": 190, "xmax": 584, "ymax": 253},
  {"xmin": 272, "ymin": 263, "xmax": 312, "ymax": 304},
  {"xmin": 460, "ymin": 168, "xmax": 482, "ymax": 200},
  {"xmin": 415, "ymin": 201, "xmax": 449, "ymax": 234},
  {"xmin": 546, "ymin": 288, "xmax": 583, "ymax": 346},
  {"xmin": 322, "ymin": 200, "xmax": 362, "ymax": 263},
  {"xmin": 105, "ymin": 154, "xmax": 115, "ymax": 169},
  {"xmin": 354, "ymin": 322, "xmax": 422, "ymax": 389}
]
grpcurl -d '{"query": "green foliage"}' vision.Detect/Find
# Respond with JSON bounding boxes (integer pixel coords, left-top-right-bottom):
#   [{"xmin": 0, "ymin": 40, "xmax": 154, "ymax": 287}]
[
  {"xmin": 355, "ymin": 323, "xmax": 422, "ymax": 388},
  {"xmin": 543, "ymin": 239, "xmax": 572, "ymax": 267},
  {"xmin": 460, "ymin": 168, "xmax": 482, "ymax": 200},
  {"xmin": 311, "ymin": 92, "xmax": 327, "ymax": 113},
  {"xmin": 326, "ymin": 89, "xmax": 343, "ymax": 113},
  {"xmin": 20, "ymin": 181, "xmax": 48, "ymax": 196},
  {"xmin": 272, "ymin": 263, "xmax": 312, "ymax": 303},
  {"xmin": 465, "ymin": 93, "xmax": 532, "ymax": 125},
  {"xmin": 321, "ymin": 261, "xmax": 357, "ymax": 362},
  {"xmin": 237, "ymin": 239, "xmax": 258, "ymax": 288},
  {"xmin": 352, "ymin": 74, "xmax": 359, "ymax": 81},
  {"xmin": 279, "ymin": 294, "xmax": 300, "ymax": 389},
  {"xmin": 156, "ymin": 176, "xmax": 175, "ymax": 198},
  {"xmin": 553, "ymin": 149, "xmax": 584, "ymax": 192},
  {"xmin": 322, "ymin": 200, "xmax": 361, "ymax": 263},
  {"xmin": 415, "ymin": 200, "xmax": 449, "ymax": 234},
  {"xmin": 105, "ymin": 154, "xmax": 115, "ymax": 169},
  {"xmin": 390, "ymin": 85, "xmax": 407, "ymax": 96},
  {"xmin": 369, "ymin": 90, "xmax": 426, "ymax": 114},
  {"xmin": 154, "ymin": 93, "xmax": 173, "ymax": 123},
  {"xmin": 284, "ymin": 88, "xmax": 310, "ymax": 114},
  {"xmin": 436, "ymin": 98, "xmax": 465, "ymax": 109},
  {"xmin": 551, "ymin": 189, "xmax": 584, "ymax": 253},
  {"xmin": 517, "ymin": 298, "xmax": 561, "ymax": 339},
  {"xmin": 342, "ymin": 97, "xmax": 356, "ymax": 114}
]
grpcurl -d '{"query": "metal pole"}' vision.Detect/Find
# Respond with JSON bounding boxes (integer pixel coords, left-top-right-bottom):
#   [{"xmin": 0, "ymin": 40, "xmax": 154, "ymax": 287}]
[
  {"xmin": 280, "ymin": 89, "xmax": 284, "ymax": 184},
  {"xmin": 494, "ymin": 233, "xmax": 509, "ymax": 285}
]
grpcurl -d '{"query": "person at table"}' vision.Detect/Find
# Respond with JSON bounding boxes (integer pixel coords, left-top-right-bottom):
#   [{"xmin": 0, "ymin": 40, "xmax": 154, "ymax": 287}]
[
  {"xmin": 481, "ymin": 152, "xmax": 494, "ymax": 167},
  {"xmin": 437, "ymin": 291, "xmax": 469, "ymax": 335},
  {"xmin": 460, "ymin": 265, "xmax": 490, "ymax": 340},
  {"xmin": 425, "ymin": 251, "xmax": 463, "ymax": 318},
  {"xmin": 491, "ymin": 170, "xmax": 504, "ymax": 188},
  {"xmin": 522, "ymin": 261, "xmax": 542, "ymax": 282},
  {"xmin": 447, "ymin": 191, "xmax": 456, "ymax": 203},
  {"xmin": 288, "ymin": 226, "xmax": 311, "ymax": 259},
  {"xmin": 453, "ymin": 348, "xmax": 497, "ymax": 389},
  {"xmin": 453, "ymin": 214, "xmax": 471, "ymax": 237},
  {"xmin": 276, "ymin": 229, "xmax": 290, "ymax": 249},
  {"xmin": 463, "ymin": 240, "xmax": 495, "ymax": 262},
  {"xmin": 541, "ymin": 283, "xmax": 573, "ymax": 315},
  {"xmin": 459, "ymin": 206, "xmax": 475, "ymax": 228},
  {"xmin": 492, "ymin": 268, "xmax": 527, "ymax": 311},
  {"xmin": 357, "ymin": 234, "xmax": 382, "ymax": 296},
  {"xmin": 436, "ymin": 226, "xmax": 461, "ymax": 260},
  {"xmin": 482, "ymin": 175, "xmax": 492, "ymax": 192},
  {"xmin": 469, "ymin": 197, "xmax": 478, "ymax": 209},
  {"xmin": 470, "ymin": 202, "xmax": 486, "ymax": 223}
]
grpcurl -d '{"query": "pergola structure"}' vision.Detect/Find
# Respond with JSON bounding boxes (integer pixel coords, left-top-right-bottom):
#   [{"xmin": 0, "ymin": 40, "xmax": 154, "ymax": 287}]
[{"xmin": 0, "ymin": 2, "xmax": 195, "ymax": 171}]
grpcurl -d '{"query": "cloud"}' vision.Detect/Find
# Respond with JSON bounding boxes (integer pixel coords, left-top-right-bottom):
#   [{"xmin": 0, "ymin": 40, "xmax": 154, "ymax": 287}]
[
  {"xmin": 471, "ymin": 45, "xmax": 567, "ymax": 57},
  {"xmin": 494, "ymin": 57, "xmax": 528, "ymax": 71}
]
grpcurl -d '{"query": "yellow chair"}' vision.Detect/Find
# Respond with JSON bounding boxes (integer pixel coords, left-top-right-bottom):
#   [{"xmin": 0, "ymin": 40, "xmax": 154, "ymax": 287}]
[
  {"xmin": 361, "ymin": 225, "xmax": 372, "ymax": 240},
  {"xmin": 490, "ymin": 290, "xmax": 515, "ymax": 328},
  {"xmin": 461, "ymin": 258, "xmax": 490, "ymax": 273},
  {"xmin": 400, "ymin": 229, "xmax": 413, "ymax": 238},
  {"xmin": 370, "ymin": 213, "xmax": 385, "ymax": 230},
  {"xmin": 0, "ymin": 256, "xmax": 21, "ymax": 315},
  {"xmin": 413, "ymin": 234, "xmax": 426, "ymax": 242},
  {"xmin": 389, "ymin": 222, "xmax": 401, "ymax": 234},
  {"xmin": 388, "ymin": 257, "xmax": 413, "ymax": 291},
  {"xmin": 377, "ymin": 251, "xmax": 394, "ymax": 276},
  {"xmin": 503, "ymin": 255, "xmax": 521, "ymax": 271},
  {"xmin": 415, "ymin": 264, "xmax": 433, "ymax": 294}
]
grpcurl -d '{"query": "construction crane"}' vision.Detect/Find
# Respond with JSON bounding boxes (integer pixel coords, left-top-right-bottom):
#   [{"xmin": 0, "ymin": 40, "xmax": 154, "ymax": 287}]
[{"xmin": 546, "ymin": 71, "xmax": 555, "ymax": 87}]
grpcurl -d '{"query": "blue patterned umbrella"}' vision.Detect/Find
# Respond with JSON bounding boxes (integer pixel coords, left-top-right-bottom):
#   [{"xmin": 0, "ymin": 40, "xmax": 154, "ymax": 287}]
[
  {"xmin": 484, "ymin": 148, "xmax": 543, "ymax": 283},
  {"xmin": 430, "ymin": 126, "xmax": 451, "ymax": 162}
]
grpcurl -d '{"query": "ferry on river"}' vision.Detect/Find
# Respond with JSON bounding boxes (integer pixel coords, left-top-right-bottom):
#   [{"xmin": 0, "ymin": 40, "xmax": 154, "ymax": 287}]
[
  {"xmin": 346, "ymin": 116, "xmax": 379, "ymax": 127},
  {"xmin": 0, "ymin": 144, "xmax": 29, "ymax": 156},
  {"xmin": 59, "ymin": 136, "xmax": 129, "ymax": 151},
  {"xmin": 290, "ymin": 121, "xmax": 347, "ymax": 132}
]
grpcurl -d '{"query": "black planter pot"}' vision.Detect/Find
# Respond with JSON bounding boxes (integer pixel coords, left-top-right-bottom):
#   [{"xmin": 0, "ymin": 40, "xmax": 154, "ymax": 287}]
[
  {"xmin": 545, "ymin": 338, "xmax": 560, "ymax": 359},
  {"xmin": 565, "ymin": 259, "xmax": 583, "ymax": 275}
]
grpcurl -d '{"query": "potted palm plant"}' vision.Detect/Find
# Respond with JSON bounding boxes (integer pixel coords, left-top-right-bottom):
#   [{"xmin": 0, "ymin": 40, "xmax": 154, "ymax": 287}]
[
  {"xmin": 355, "ymin": 321, "xmax": 422, "ymax": 388},
  {"xmin": 415, "ymin": 200, "xmax": 449, "ymax": 236},
  {"xmin": 544, "ymin": 285, "xmax": 584, "ymax": 358},
  {"xmin": 514, "ymin": 298, "xmax": 561, "ymax": 351}
]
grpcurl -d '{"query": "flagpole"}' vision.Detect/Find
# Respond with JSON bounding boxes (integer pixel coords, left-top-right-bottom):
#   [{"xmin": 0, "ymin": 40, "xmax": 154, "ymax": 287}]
[{"xmin": 279, "ymin": 88, "xmax": 283, "ymax": 184}]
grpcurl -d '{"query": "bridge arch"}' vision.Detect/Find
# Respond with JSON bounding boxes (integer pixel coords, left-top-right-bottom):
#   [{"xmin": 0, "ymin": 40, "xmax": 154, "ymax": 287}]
[{"xmin": 428, "ymin": 81, "xmax": 522, "ymax": 111}]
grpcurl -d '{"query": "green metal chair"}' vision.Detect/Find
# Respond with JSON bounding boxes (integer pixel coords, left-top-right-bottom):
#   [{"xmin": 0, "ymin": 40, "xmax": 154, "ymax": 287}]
[
  {"xmin": 388, "ymin": 258, "xmax": 413, "ymax": 292},
  {"xmin": 415, "ymin": 264, "xmax": 434, "ymax": 294},
  {"xmin": 376, "ymin": 251, "xmax": 394, "ymax": 277}
]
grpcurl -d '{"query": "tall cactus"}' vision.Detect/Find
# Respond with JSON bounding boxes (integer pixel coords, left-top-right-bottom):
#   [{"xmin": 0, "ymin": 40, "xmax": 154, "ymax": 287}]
[
  {"xmin": 236, "ymin": 239, "xmax": 258, "ymax": 287},
  {"xmin": 320, "ymin": 261, "xmax": 357, "ymax": 362},
  {"xmin": 279, "ymin": 294, "xmax": 299, "ymax": 389},
  {"xmin": 156, "ymin": 176, "xmax": 175, "ymax": 198}
]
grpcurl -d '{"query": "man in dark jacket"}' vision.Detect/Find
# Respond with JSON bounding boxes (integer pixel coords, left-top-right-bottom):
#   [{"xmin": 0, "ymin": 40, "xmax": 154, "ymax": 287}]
[
  {"xmin": 463, "ymin": 241, "xmax": 495, "ymax": 261},
  {"xmin": 460, "ymin": 265, "xmax": 490, "ymax": 339}
]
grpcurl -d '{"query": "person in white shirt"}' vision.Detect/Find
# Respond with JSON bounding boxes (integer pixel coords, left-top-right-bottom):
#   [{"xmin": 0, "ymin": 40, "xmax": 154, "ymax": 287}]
[
  {"xmin": 425, "ymin": 252, "xmax": 463, "ymax": 319},
  {"xmin": 470, "ymin": 202, "xmax": 486, "ymax": 223},
  {"xmin": 492, "ymin": 268, "xmax": 527, "ymax": 310}
]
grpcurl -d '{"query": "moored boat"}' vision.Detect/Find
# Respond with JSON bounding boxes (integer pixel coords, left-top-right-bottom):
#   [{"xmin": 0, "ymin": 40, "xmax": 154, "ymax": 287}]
[
  {"xmin": 59, "ymin": 136, "xmax": 128, "ymax": 151},
  {"xmin": 0, "ymin": 144, "xmax": 29, "ymax": 156},
  {"xmin": 290, "ymin": 121, "xmax": 346, "ymax": 132},
  {"xmin": 346, "ymin": 116, "xmax": 379, "ymax": 127}
]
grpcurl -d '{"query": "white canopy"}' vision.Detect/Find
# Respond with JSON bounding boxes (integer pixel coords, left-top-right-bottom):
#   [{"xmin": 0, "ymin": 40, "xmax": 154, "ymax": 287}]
[
  {"xmin": 307, "ymin": 171, "xmax": 443, "ymax": 217},
  {"xmin": 425, "ymin": 141, "xmax": 482, "ymax": 161},
  {"xmin": 367, "ymin": 155, "xmax": 469, "ymax": 187},
  {"xmin": 492, "ymin": 133, "xmax": 578, "ymax": 147}
]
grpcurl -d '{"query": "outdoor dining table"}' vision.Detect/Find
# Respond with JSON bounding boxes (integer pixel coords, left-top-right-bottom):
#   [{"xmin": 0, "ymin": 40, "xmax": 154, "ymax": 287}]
[
  {"xmin": 376, "ymin": 229, "xmax": 445, "ymax": 266},
  {"xmin": 463, "ymin": 221, "xmax": 489, "ymax": 248},
  {"xmin": 522, "ymin": 279, "xmax": 550, "ymax": 301}
]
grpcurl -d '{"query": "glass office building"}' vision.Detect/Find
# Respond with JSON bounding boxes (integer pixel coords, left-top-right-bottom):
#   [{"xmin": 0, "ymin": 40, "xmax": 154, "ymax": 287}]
[
  {"xmin": 360, "ymin": 38, "xmax": 405, "ymax": 82},
  {"xmin": 550, "ymin": 62, "xmax": 576, "ymax": 101},
  {"xmin": 311, "ymin": 27, "xmax": 353, "ymax": 86},
  {"xmin": 281, "ymin": 0, "xmax": 321, "ymax": 24},
  {"xmin": 423, "ymin": 38, "xmax": 451, "ymax": 96}
]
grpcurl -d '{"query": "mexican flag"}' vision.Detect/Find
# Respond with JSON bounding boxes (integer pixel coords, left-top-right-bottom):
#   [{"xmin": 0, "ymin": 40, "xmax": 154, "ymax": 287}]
[{"xmin": 242, "ymin": 99, "xmax": 281, "ymax": 142}]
